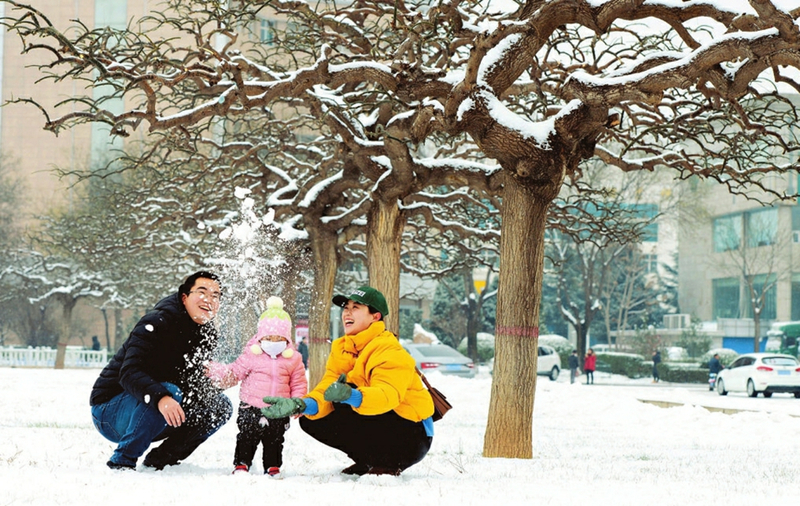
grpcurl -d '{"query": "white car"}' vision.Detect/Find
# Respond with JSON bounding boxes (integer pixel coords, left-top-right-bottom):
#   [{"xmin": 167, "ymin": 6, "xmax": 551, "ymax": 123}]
[
  {"xmin": 489, "ymin": 344, "xmax": 561, "ymax": 381},
  {"xmin": 537, "ymin": 345, "xmax": 561, "ymax": 381},
  {"xmin": 715, "ymin": 353, "xmax": 800, "ymax": 398}
]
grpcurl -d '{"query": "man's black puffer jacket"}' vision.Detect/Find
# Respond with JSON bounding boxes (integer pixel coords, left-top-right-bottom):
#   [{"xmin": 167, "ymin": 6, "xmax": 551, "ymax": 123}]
[{"xmin": 90, "ymin": 292, "xmax": 220, "ymax": 410}]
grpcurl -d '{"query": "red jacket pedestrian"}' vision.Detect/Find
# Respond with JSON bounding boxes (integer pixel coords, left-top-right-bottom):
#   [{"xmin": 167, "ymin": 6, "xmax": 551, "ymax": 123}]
[{"xmin": 584, "ymin": 349, "xmax": 597, "ymax": 384}]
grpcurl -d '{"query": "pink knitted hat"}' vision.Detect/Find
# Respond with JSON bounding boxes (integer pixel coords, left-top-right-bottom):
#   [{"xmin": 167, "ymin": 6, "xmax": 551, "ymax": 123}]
[{"xmin": 256, "ymin": 296, "xmax": 292, "ymax": 340}]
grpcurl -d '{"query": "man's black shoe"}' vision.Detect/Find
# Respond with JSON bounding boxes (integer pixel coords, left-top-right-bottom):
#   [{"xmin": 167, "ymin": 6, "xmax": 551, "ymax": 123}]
[{"xmin": 107, "ymin": 460, "xmax": 136, "ymax": 471}]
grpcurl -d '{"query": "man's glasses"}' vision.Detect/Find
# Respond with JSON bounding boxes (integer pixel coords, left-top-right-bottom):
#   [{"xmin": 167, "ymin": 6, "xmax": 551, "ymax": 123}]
[{"xmin": 189, "ymin": 288, "xmax": 222, "ymax": 302}]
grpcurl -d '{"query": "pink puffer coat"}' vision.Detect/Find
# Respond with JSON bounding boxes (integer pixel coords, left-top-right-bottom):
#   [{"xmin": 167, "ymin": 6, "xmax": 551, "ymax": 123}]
[{"xmin": 207, "ymin": 335, "xmax": 307, "ymax": 408}]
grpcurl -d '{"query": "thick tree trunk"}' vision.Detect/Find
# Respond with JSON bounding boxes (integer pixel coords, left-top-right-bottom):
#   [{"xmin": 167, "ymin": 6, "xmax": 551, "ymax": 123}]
[
  {"xmin": 307, "ymin": 228, "xmax": 338, "ymax": 387},
  {"xmin": 483, "ymin": 177, "xmax": 550, "ymax": 459},
  {"xmin": 54, "ymin": 298, "xmax": 76, "ymax": 370},
  {"xmin": 366, "ymin": 199, "xmax": 403, "ymax": 335}
]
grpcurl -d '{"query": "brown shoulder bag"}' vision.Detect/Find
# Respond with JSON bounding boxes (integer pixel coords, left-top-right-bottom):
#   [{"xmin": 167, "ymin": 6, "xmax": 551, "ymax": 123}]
[{"xmin": 416, "ymin": 368, "xmax": 452, "ymax": 421}]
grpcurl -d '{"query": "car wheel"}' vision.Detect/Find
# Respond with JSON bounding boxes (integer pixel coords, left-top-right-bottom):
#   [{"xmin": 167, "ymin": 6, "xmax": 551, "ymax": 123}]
[
  {"xmin": 747, "ymin": 379, "xmax": 758, "ymax": 397},
  {"xmin": 549, "ymin": 366, "xmax": 559, "ymax": 381},
  {"xmin": 716, "ymin": 378, "xmax": 728, "ymax": 396},
  {"xmin": 794, "ymin": 392, "xmax": 800, "ymax": 399},
  {"xmin": 763, "ymin": 391, "xmax": 773, "ymax": 398}
]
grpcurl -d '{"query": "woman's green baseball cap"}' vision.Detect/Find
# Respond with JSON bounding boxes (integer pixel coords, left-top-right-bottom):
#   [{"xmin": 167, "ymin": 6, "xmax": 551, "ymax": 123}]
[{"xmin": 332, "ymin": 285, "xmax": 389, "ymax": 317}]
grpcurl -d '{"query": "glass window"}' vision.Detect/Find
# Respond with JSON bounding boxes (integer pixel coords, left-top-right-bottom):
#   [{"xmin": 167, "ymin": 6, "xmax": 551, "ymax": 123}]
[
  {"xmin": 713, "ymin": 278, "xmax": 740, "ymax": 318},
  {"xmin": 762, "ymin": 357, "xmax": 799, "ymax": 366},
  {"xmin": 628, "ymin": 203, "xmax": 658, "ymax": 242},
  {"xmin": 713, "ymin": 215, "xmax": 742, "ymax": 252},
  {"xmin": 641, "ymin": 253, "xmax": 658, "ymax": 274},
  {"xmin": 260, "ymin": 19, "xmax": 277, "ymax": 44},
  {"xmin": 746, "ymin": 208, "xmax": 777, "ymax": 247}
]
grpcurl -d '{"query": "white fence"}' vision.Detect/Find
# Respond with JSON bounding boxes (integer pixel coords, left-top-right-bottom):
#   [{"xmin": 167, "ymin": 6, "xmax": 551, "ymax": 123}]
[{"xmin": 0, "ymin": 346, "xmax": 109, "ymax": 368}]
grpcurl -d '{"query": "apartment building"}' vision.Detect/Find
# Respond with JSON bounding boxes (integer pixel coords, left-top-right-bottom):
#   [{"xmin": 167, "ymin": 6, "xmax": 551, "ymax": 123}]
[{"xmin": 677, "ymin": 172, "xmax": 800, "ymax": 352}]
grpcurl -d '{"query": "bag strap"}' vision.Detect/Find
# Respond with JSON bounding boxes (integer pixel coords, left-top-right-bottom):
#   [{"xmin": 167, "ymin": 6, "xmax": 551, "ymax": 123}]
[{"xmin": 415, "ymin": 367, "xmax": 433, "ymax": 390}]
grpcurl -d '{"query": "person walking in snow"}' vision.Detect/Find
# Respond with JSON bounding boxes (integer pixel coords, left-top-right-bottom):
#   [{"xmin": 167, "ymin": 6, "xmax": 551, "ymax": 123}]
[
  {"xmin": 584, "ymin": 348, "xmax": 596, "ymax": 385},
  {"xmin": 708, "ymin": 353, "xmax": 724, "ymax": 391},
  {"xmin": 568, "ymin": 350, "xmax": 580, "ymax": 384},
  {"xmin": 652, "ymin": 350, "xmax": 662, "ymax": 383},
  {"xmin": 259, "ymin": 285, "xmax": 434, "ymax": 476},
  {"xmin": 297, "ymin": 335, "xmax": 309, "ymax": 369},
  {"xmin": 206, "ymin": 296, "xmax": 307, "ymax": 478},
  {"xmin": 90, "ymin": 271, "xmax": 233, "ymax": 471}
]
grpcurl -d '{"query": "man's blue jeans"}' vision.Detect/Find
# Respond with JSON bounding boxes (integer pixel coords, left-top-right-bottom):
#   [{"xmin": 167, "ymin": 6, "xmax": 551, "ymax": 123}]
[{"xmin": 91, "ymin": 383, "xmax": 231, "ymax": 468}]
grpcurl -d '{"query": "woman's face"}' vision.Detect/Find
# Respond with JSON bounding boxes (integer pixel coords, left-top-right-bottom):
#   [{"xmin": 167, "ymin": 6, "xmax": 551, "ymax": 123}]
[{"xmin": 341, "ymin": 300, "xmax": 381, "ymax": 335}]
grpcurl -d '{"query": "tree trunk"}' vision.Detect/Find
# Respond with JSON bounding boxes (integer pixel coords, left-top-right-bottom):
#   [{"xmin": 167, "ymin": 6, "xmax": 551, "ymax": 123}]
[
  {"xmin": 114, "ymin": 307, "xmax": 124, "ymax": 351},
  {"xmin": 754, "ymin": 314, "xmax": 761, "ymax": 353},
  {"xmin": 54, "ymin": 297, "xmax": 76, "ymax": 370},
  {"xmin": 483, "ymin": 178, "xmax": 550, "ymax": 459},
  {"xmin": 465, "ymin": 271, "xmax": 481, "ymax": 363},
  {"xmin": 102, "ymin": 307, "xmax": 110, "ymax": 351},
  {"xmin": 307, "ymin": 228, "xmax": 338, "ymax": 388},
  {"xmin": 366, "ymin": 199, "xmax": 403, "ymax": 335}
]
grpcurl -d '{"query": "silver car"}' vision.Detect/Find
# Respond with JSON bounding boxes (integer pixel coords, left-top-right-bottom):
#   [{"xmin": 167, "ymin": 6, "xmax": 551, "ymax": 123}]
[{"xmin": 403, "ymin": 343, "xmax": 477, "ymax": 378}]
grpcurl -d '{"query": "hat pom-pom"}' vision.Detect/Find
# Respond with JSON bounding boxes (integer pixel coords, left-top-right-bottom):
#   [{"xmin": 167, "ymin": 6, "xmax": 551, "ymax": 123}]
[
  {"xmin": 265, "ymin": 296, "xmax": 283, "ymax": 311},
  {"xmin": 250, "ymin": 344, "xmax": 263, "ymax": 355}
]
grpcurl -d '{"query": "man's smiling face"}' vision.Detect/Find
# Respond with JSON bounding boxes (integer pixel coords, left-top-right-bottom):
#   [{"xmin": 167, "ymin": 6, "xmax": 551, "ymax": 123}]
[
  {"xmin": 181, "ymin": 277, "xmax": 221, "ymax": 324},
  {"xmin": 341, "ymin": 300, "xmax": 381, "ymax": 335}
]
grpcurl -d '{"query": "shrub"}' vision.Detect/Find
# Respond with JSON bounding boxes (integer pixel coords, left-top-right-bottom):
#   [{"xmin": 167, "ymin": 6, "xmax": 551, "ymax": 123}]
[
  {"xmin": 457, "ymin": 332, "xmax": 495, "ymax": 363},
  {"xmin": 659, "ymin": 363, "xmax": 709, "ymax": 383},
  {"xmin": 595, "ymin": 352, "xmax": 650, "ymax": 378}
]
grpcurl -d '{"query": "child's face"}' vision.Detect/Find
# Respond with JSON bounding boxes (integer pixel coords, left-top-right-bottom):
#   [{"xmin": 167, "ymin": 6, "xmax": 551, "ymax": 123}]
[
  {"xmin": 261, "ymin": 335, "xmax": 287, "ymax": 343},
  {"xmin": 341, "ymin": 300, "xmax": 381, "ymax": 335}
]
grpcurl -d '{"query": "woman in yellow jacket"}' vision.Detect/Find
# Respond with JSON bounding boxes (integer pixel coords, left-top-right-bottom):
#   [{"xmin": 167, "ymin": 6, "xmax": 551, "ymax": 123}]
[{"xmin": 260, "ymin": 286, "xmax": 434, "ymax": 476}]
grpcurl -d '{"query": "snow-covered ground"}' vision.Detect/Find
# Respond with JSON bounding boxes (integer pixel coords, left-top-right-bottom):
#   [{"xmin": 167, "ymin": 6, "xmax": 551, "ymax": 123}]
[{"xmin": 3, "ymin": 366, "xmax": 800, "ymax": 505}]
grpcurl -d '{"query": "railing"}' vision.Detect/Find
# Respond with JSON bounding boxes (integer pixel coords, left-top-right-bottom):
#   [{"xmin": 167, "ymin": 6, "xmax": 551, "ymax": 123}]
[{"xmin": 0, "ymin": 346, "xmax": 109, "ymax": 368}]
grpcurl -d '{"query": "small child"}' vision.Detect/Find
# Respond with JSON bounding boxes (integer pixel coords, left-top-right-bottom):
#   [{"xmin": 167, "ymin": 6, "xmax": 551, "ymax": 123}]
[{"xmin": 206, "ymin": 296, "xmax": 307, "ymax": 477}]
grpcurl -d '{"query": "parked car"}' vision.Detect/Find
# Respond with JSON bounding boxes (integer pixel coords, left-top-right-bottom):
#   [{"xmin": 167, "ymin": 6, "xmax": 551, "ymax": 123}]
[
  {"xmin": 715, "ymin": 353, "xmax": 800, "ymax": 398},
  {"xmin": 403, "ymin": 343, "xmax": 476, "ymax": 378},
  {"xmin": 537, "ymin": 345, "xmax": 561, "ymax": 381},
  {"xmin": 488, "ymin": 344, "xmax": 561, "ymax": 381}
]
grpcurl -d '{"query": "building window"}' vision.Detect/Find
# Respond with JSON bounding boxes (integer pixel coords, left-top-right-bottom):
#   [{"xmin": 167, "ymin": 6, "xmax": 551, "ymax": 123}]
[
  {"xmin": 260, "ymin": 19, "xmax": 277, "ymax": 44},
  {"xmin": 792, "ymin": 205, "xmax": 800, "ymax": 243},
  {"xmin": 641, "ymin": 253, "xmax": 658, "ymax": 274},
  {"xmin": 627, "ymin": 203, "xmax": 658, "ymax": 242},
  {"xmin": 743, "ymin": 274, "xmax": 777, "ymax": 320},
  {"xmin": 713, "ymin": 215, "xmax": 742, "ymax": 252},
  {"xmin": 713, "ymin": 277, "xmax": 740, "ymax": 319},
  {"xmin": 745, "ymin": 208, "xmax": 777, "ymax": 247}
]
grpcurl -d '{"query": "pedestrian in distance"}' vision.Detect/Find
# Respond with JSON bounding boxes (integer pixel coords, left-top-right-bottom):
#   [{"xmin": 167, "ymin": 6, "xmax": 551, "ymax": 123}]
[
  {"xmin": 206, "ymin": 296, "xmax": 307, "ymax": 478},
  {"xmin": 568, "ymin": 350, "xmax": 580, "ymax": 384},
  {"xmin": 297, "ymin": 335, "xmax": 309, "ymax": 369},
  {"xmin": 91, "ymin": 335, "xmax": 101, "ymax": 351},
  {"xmin": 90, "ymin": 271, "xmax": 233, "ymax": 471},
  {"xmin": 259, "ymin": 285, "xmax": 435, "ymax": 476},
  {"xmin": 708, "ymin": 353, "xmax": 724, "ymax": 391},
  {"xmin": 584, "ymin": 348, "xmax": 596, "ymax": 385},
  {"xmin": 652, "ymin": 350, "xmax": 662, "ymax": 383}
]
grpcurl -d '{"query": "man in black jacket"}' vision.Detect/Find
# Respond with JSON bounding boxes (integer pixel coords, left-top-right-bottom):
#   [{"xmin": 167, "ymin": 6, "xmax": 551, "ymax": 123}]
[{"xmin": 90, "ymin": 271, "xmax": 233, "ymax": 471}]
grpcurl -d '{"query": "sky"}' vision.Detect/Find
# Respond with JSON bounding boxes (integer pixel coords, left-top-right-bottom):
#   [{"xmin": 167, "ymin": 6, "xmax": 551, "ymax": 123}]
[{"xmin": 4, "ymin": 366, "xmax": 800, "ymax": 506}]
